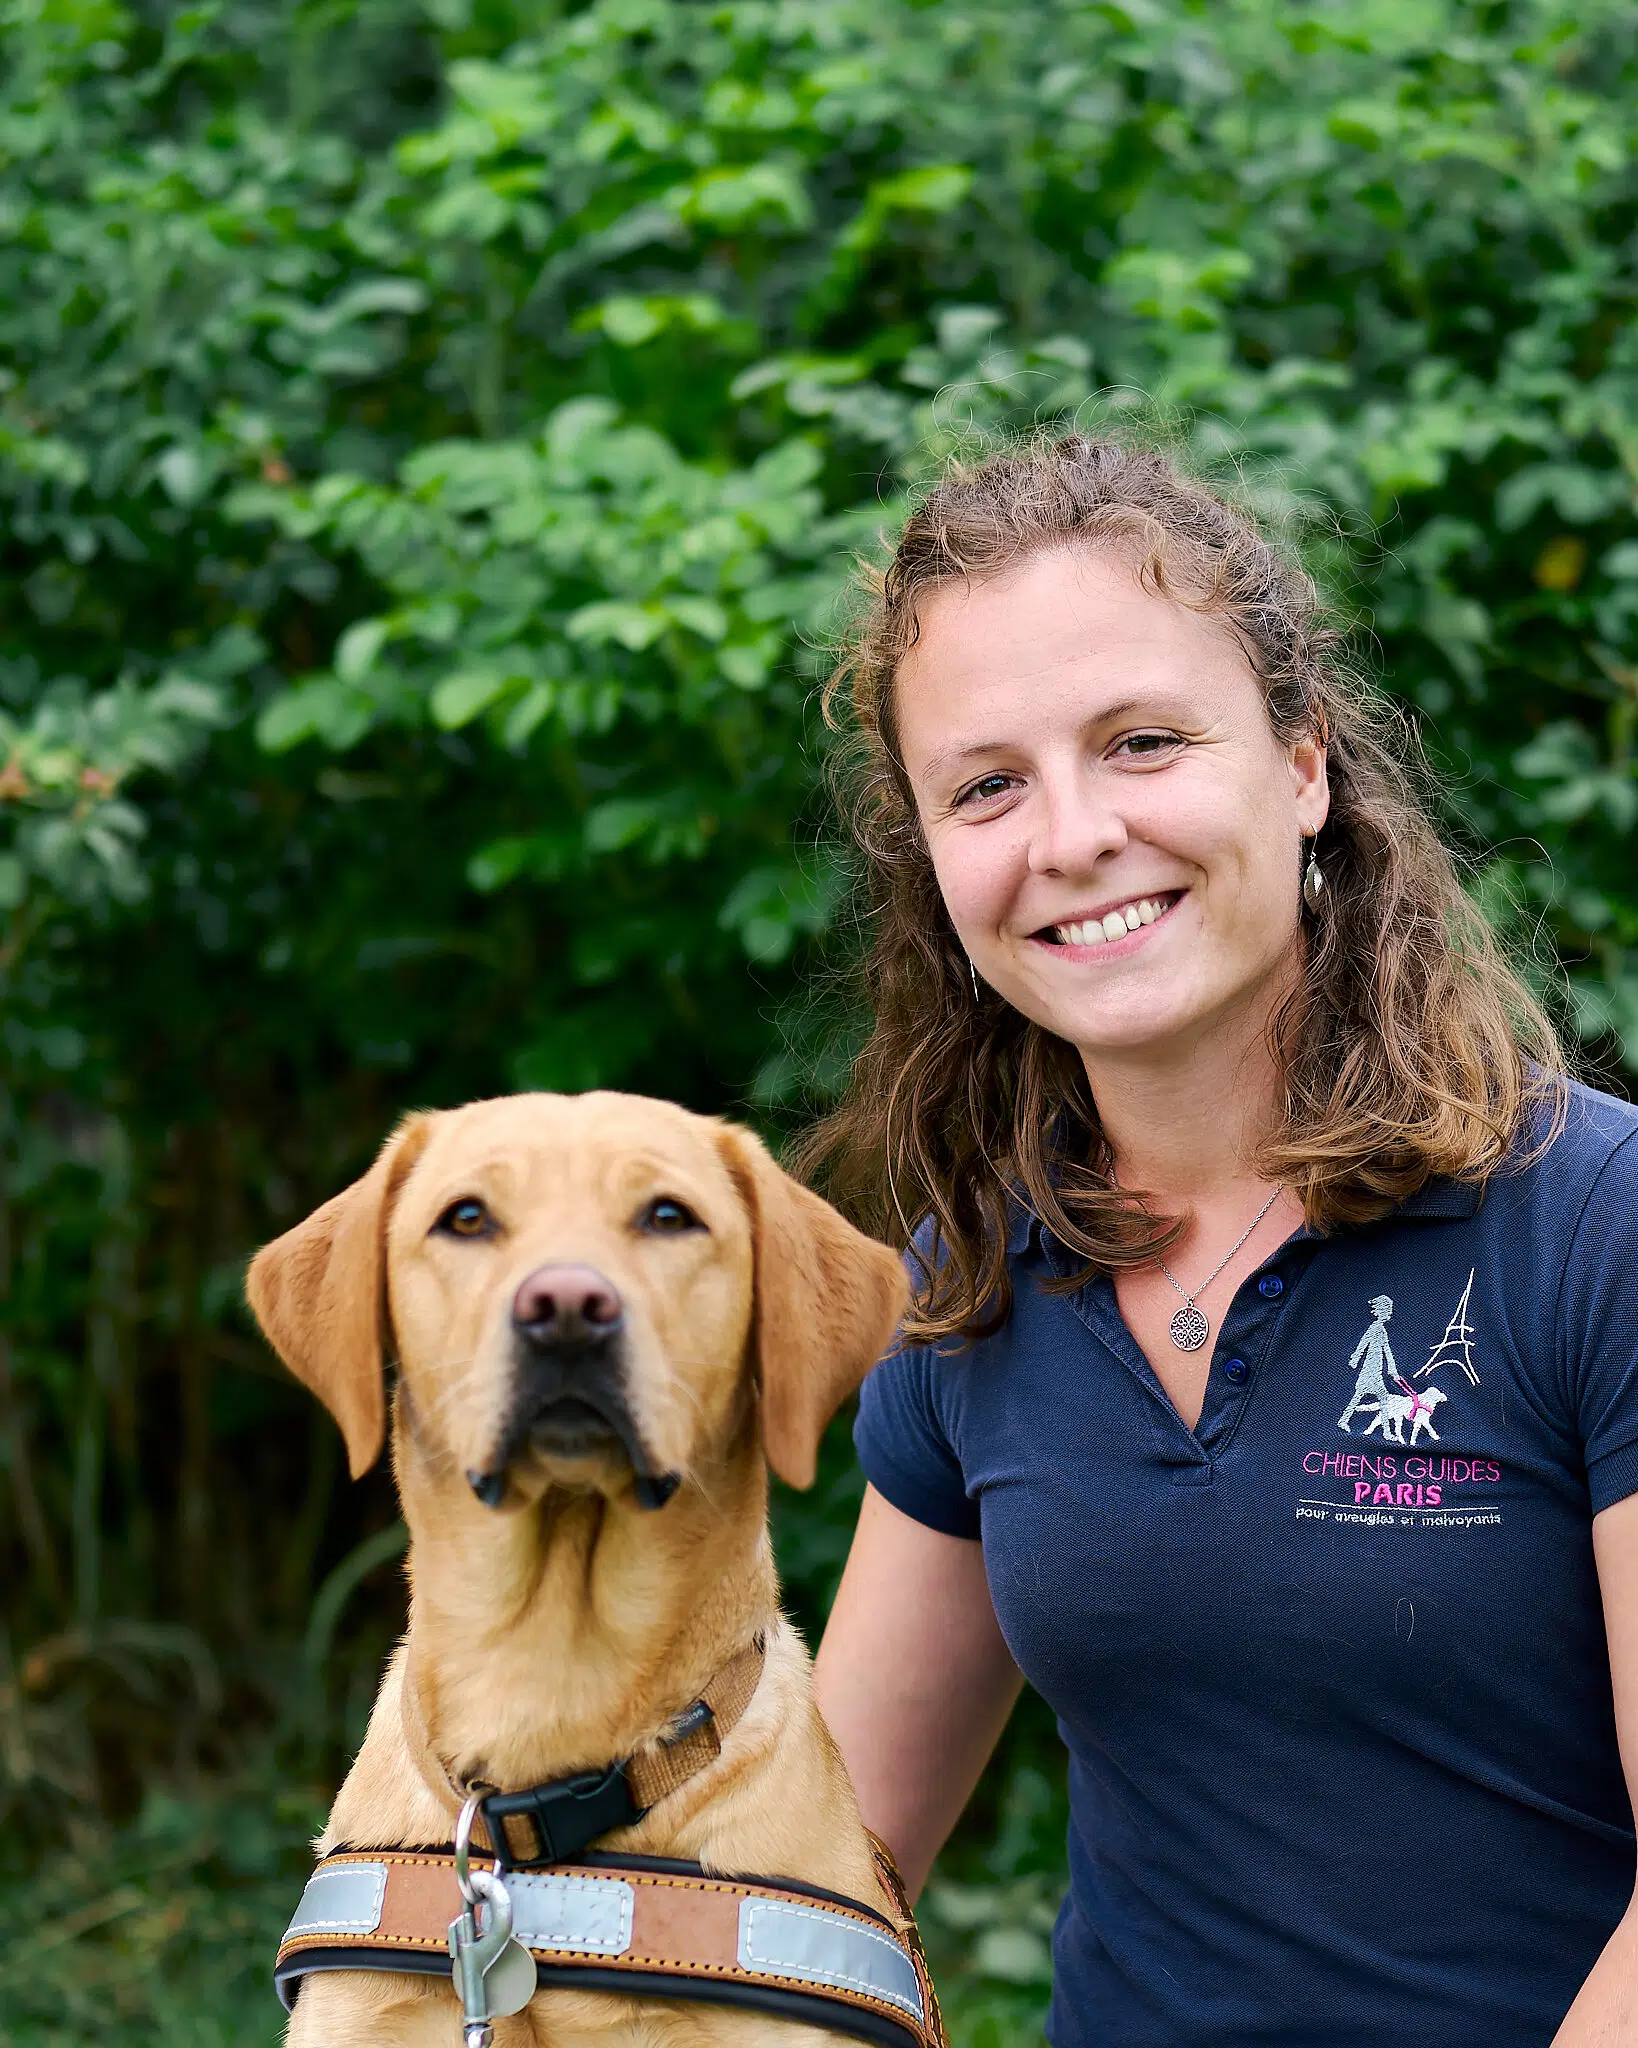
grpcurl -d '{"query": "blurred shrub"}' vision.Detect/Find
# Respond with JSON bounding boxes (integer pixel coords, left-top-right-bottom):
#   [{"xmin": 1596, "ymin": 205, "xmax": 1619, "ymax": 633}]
[{"xmin": 2, "ymin": 0, "xmax": 1637, "ymax": 2034}]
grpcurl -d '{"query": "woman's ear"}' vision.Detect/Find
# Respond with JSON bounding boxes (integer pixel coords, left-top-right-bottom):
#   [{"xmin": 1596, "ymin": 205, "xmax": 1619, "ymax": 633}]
[
  {"xmin": 1289, "ymin": 728, "xmax": 1330, "ymax": 837},
  {"xmin": 245, "ymin": 1114, "xmax": 433, "ymax": 1477},
  {"xmin": 719, "ymin": 1126, "xmax": 909, "ymax": 1490}
]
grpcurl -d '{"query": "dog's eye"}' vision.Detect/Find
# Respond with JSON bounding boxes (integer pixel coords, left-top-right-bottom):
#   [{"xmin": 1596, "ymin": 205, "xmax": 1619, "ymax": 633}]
[
  {"xmin": 638, "ymin": 1196, "xmax": 703, "ymax": 1235},
  {"xmin": 436, "ymin": 1197, "xmax": 493, "ymax": 1239}
]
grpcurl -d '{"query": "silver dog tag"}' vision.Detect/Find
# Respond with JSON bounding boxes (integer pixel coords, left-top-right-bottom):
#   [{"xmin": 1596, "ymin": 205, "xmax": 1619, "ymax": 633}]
[{"xmin": 482, "ymin": 1930, "xmax": 537, "ymax": 2017}]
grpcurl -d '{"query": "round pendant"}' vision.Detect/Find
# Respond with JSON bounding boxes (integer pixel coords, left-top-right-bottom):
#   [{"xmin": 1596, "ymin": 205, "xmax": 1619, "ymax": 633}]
[{"xmin": 1168, "ymin": 1304, "xmax": 1209, "ymax": 1352}]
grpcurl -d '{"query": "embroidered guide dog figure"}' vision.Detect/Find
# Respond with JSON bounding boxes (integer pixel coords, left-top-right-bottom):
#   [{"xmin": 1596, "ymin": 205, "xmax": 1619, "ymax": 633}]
[
  {"xmin": 247, "ymin": 1091, "xmax": 941, "ymax": 2048},
  {"xmin": 1361, "ymin": 1381, "xmax": 1447, "ymax": 1446}
]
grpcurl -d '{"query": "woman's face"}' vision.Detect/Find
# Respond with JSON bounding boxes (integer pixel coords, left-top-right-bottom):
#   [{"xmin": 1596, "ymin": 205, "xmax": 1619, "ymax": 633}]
[{"xmin": 894, "ymin": 546, "xmax": 1330, "ymax": 1067}]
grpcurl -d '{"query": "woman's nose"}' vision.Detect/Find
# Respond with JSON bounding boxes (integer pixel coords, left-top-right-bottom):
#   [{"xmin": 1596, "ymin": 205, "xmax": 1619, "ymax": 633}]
[{"xmin": 1027, "ymin": 770, "xmax": 1127, "ymax": 877}]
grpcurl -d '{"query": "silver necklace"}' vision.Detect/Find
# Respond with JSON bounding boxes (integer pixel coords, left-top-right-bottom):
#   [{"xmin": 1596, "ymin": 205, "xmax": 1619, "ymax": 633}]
[{"xmin": 1155, "ymin": 1188, "xmax": 1281, "ymax": 1352}]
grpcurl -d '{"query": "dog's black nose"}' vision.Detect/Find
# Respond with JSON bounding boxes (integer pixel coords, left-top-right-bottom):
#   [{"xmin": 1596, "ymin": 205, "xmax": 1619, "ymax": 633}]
[{"xmin": 512, "ymin": 1263, "xmax": 623, "ymax": 1346}]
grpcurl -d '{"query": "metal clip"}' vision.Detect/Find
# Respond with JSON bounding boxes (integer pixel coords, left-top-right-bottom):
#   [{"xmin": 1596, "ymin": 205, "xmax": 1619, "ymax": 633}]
[{"xmin": 449, "ymin": 1794, "xmax": 535, "ymax": 2043}]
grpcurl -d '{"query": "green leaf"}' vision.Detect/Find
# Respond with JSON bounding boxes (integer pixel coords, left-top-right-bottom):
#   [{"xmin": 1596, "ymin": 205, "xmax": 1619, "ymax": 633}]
[
  {"xmin": 584, "ymin": 797, "xmax": 660, "ymax": 854},
  {"xmin": 719, "ymin": 644, "xmax": 772, "ymax": 689},
  {"xmin": 1495, "ymin": 465, "xmax": 1630, "ymax": 533},
  {"xmin": 567, "ymin": 602, "xmax": 664, "ymax": 651},
  {"xmin": 255, "ymin": 681, "xmax": 374, "ymax": 754},
  {"xmin": 467, "ymin": 841, "xmax": 523, "ymax": 892},
  {"xmin": 870, "ymin": 164, "xmax": 973, "ymax": 214},
  {"xmin": 973, "ymin": 1925, "xmax": 1054, "ymax": 1985},
  {"xmin": 156, "ymin": 445, "xmax": 211, "ymax": 506},
  {"xmin": 666, "ymin": 596, "xmax": 728, "ymax": 642},
  {"xmin": 254, "ymin": 689, "xmax": 325, "ymax": 754},
  {"xmin": 430, "ymin": 666, "xmax": 511, "ymax": 729},
  {"xmin": 334, "ymin": 619, "xmax": 390, "ymax": 684},
  {"xmin": 502, "ymin": 683, "xmax": 556, "ymax": 748},
  {"xmin": 598, "ymin": 295, "xmax": 663, "ymax": 346},
  {"xmin": 747, "ymin": 439, "xmax": 823, "ymax": 494},
  {"xmin": 678, "ymin": 162, "xmax": 814, "ymax": 231}
]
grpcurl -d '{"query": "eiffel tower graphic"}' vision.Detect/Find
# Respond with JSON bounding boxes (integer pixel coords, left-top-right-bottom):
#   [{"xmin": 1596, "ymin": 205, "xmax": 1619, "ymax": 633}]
[{"xmin": 1415, "ymin": 1268, "xmax": 1479, "ymax": 1385}]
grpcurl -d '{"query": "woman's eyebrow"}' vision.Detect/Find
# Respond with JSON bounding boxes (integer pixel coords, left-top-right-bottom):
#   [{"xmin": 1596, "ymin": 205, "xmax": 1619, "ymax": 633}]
[{"xmin": 916, "ymin": 738, "xmax": 1013, "ymax": 783}]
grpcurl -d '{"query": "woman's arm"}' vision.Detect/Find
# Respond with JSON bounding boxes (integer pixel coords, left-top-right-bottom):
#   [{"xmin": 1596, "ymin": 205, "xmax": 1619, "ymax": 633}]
[
  {"xmin": 814, "ymin": 1482, "xmax": 1025, "ymax": 1898},
  {"xmin": 1553, "ymin": 1489, "xmax": 1638, "ymax": 2044}
]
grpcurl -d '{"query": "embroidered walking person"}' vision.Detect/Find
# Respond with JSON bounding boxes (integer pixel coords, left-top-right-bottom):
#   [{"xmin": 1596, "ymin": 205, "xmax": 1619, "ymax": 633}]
[{"xmin": 1338, "ymin": 1294, "xmax": 1406, "ymax": 1432}]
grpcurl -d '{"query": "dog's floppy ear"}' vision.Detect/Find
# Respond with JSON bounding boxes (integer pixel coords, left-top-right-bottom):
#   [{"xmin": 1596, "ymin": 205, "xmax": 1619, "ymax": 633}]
[
  {"xmin": 245, "ymin": 1114, "xmax": 433, "ymax": 1478},
  {"xmin": 721, "ymin": 1127, "xmax": 909, "ymax": 1490}
]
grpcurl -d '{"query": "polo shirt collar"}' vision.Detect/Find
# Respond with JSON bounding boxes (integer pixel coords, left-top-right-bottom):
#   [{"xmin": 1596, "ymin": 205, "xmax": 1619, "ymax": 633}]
[
  {"xmin": 1387, "ymin": 1176, "xmax": 1484, "ymax": 1220},
  {"xmin": 1005, "ymin": 1173, "xmax": 1484, "ymax": 1261},
  {"xmin": 1006, "ymin": 1198, "xmax": 1041, "ymax": 1257}
]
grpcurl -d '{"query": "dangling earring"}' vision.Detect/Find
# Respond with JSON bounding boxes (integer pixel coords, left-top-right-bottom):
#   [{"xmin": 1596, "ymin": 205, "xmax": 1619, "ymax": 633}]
[
  {"xmin": 1302, "ymin": 839, "xmax": 1326, "ymax": 914},
  {"xmin": 968, "ymin": 957, "xmax": 981, "ymax": 1001}
]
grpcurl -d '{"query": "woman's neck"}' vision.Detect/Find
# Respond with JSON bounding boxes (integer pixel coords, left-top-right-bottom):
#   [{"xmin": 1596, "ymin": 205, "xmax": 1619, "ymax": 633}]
[{"xmin": 1082, "ymin": 993, "xmax": 1286, "ymax": 1206}]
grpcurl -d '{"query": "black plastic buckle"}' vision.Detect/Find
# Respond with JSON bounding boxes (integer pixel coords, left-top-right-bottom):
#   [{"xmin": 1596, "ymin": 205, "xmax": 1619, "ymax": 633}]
[{"xmin": 480, "ymin": 1764, "xmax": 642, "ymax": 1869}]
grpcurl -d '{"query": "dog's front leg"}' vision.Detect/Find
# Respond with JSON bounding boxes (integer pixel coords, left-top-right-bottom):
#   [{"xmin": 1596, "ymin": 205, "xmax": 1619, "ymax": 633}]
[
  {"xmin": 285, "ymin": 1970, "xmax": 480, "ymax": 2048},
  {"xmin": 517, "ymin": 2006, "xmax": 849, "ymax": 2047}
]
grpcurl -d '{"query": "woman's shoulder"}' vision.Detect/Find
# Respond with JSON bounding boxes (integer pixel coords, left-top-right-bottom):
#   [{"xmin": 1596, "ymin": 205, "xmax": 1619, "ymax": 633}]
[
  {"xmin": 1521, "ymin": 1076, "xmax": 1638, "ymax": 1190},
  {"xmin": 1473, "ymin": 1078, "xmax": 1638, "ymax": 1275},
  {"xmin": 897, "ymin": 1195, "xmax": 1042, "ymax": 1315}
]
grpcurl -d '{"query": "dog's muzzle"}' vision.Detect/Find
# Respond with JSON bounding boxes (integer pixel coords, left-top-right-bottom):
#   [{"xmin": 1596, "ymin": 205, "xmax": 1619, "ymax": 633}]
[{"xmin": 465, "ymin": 1264, "xmax": 680, "ymax": 1512}]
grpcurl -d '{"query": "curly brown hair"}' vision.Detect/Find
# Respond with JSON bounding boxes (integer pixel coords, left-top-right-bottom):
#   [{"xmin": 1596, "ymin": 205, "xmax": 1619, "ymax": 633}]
[{"xmin": 791, "ymin": 432, "xmax": 1564, "ymax": 1340}]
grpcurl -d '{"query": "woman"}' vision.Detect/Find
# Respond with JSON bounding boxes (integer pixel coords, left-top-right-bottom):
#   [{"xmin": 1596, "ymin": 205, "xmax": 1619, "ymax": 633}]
[{"xmin": 801, "ymin": 436, "xmax": 1638, "ymax": 2046}]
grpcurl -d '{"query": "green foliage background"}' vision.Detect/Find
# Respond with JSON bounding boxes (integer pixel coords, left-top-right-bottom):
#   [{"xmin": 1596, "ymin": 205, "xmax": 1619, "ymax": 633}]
[{"xmin": 2, "ymin": 0, "xmax": 1636, "ymax": 2039}]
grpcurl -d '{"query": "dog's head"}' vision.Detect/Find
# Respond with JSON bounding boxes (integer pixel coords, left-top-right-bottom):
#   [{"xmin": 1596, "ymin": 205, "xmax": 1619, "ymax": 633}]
[{"xmin": 245, "ymin": 1092, "xmax": 907, "ymax": 1506}]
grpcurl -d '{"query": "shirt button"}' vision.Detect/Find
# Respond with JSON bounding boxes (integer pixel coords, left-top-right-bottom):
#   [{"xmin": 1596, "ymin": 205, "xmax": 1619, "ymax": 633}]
[
  {"xmin": 1224, "ymin": 1358, "xmax": 1250, "ymax": 1385},
  {"xmin": 1258, "ymin": 1275, "xmax": 1283, "ymax": 1298}
]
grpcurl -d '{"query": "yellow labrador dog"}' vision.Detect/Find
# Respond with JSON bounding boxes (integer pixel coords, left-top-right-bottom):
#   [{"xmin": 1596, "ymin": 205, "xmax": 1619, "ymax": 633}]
[{"xmin": 248, "ymin": 1090, "xmax": 919, "ymax": 2047}]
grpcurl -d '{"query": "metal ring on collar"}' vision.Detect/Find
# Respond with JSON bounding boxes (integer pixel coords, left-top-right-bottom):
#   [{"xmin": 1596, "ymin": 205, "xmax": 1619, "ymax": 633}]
[{"xmin": 453, "ymin": 1791, "xmax": 485, "ymax": 1906}]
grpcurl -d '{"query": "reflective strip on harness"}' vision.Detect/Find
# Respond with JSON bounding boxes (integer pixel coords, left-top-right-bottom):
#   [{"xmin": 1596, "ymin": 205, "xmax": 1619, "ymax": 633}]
[
  {"xmin": 508, "ymin": 1870, "xmax": 634, "ymax": 1954},
  {"xmin": 739, "ymin": 1893, "xmax": 924, "ymax": 2019},
  {"xmin": 283, "ymin": 1861, "xmax": 388, "ymax": 1939},
  {"xmin": 274, "ymin": 1849, "xmax": 945, "ymax": 2048}
]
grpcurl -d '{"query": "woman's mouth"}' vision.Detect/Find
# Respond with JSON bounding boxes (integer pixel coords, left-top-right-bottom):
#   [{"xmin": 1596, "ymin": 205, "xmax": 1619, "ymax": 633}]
[{"xmin": 1035, "ymin": 891, "xmax": 1183, "ymax": 950}]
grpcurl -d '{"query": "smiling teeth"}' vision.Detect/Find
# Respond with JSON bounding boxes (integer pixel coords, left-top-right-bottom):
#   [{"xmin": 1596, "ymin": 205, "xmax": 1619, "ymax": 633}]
[{"xmin": 1056, "ymin": 898, "xmax": 1169, "ymax": 947}]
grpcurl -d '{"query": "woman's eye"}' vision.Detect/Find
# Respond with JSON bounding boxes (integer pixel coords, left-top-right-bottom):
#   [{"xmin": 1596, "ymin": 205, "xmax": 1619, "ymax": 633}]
[
  {"xmin": 436, "ymin": 1197, "xmax": 493, "ymax": 1239},
  {"xmin": 638, "ymin": 1196, "xmax": 704, "ymax": 1235},
  {"xmin": 1111, "ymin": 730, "xmax": 1183, "ymax": 761},
  {"xmin": 954, "ymin": 773, "xmax": 1017, "ymax": 809}
]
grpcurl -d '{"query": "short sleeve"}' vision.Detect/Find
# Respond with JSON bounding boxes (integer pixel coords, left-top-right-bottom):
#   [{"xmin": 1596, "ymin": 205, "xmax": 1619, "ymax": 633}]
[
  {"xmin": 855, "ymin": 1340, "xmax": 981, "ymax": 1540},
  {"xmin": 1559, "ymin": 1128, "xmax": 1638, "ymax": 1513}
]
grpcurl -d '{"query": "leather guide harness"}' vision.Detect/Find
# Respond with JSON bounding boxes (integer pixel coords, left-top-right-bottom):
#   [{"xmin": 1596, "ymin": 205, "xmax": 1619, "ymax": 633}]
[
  {"xmin": 276, "ymin": 1842, "xmax": 942, "ymax": 2047},
  {"xmin": 276, "ymin": 1637, "xmax": 947, "ymax": 2046}
]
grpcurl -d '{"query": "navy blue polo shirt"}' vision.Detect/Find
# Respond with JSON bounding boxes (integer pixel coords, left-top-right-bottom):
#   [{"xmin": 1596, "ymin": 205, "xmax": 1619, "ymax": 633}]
[{"xmin": 855, "ymin": 1082, "xmax": 1638, "ymax": 2047}]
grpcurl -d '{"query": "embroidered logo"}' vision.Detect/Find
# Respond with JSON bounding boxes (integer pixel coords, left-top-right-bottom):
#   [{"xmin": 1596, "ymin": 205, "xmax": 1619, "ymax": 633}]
[
  {"xmin": 1336, "ymin": 1270, "xmax": 1478, "ymax": 1444},
  {"xmin": 1295, "ymin": 1271, "xmax": 1500, "ymax": 1530}
]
